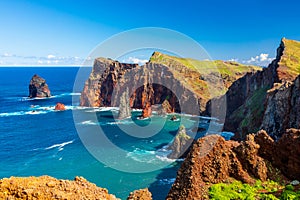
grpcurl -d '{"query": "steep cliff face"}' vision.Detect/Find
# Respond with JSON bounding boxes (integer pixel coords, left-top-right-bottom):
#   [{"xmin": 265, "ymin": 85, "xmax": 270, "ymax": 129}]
[
  {"xmin": 28, "ymin": 74, "xmax": 51, "ymax": 98},
  {"xmin": 208, "ymin": 38, "xmax": 300, "ymax": 139},
  {"xmin": 167, "ymin": 128, "xmax": 300, "ymax": 199},
  {"xmin": 81, "ymin": 57, "xmax": 201, "ymax": 115},
  {"xmin": 261, "ymin": 75, "xmax": 300, "ymax": 138},
  {"xmin": 80, "ymin": 52, "xmax": 259, "ymax": 114}
]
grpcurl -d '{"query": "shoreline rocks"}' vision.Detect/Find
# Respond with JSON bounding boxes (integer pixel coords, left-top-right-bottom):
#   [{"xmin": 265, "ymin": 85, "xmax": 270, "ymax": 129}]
[{"xmin": 29, "ymin": 74, "xmax": 51, "ymax": 98}]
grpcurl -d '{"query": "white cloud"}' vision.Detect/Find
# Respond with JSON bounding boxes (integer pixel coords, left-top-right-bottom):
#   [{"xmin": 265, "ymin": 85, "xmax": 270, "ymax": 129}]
[
  {"xmin": 259, "ymin": 53, "xmax": 269, "ymax": 61},
  {"xmin": 0, "ymin": 52, "xmax": 91, "ymax": 66},
  {"xmin": 47, "ymin": 54, "xmax": 56, "ymax": 59},
  {"xmin": 228, "ymin": 58, "xmax": 239, "ymax": 62},
  {"xmin": 123, "ymin": 57, "xmax": 148, "ymax": 65},
  {"xmin": 243, "ymin": 53, "xmax": 274, "ymax": 66}
]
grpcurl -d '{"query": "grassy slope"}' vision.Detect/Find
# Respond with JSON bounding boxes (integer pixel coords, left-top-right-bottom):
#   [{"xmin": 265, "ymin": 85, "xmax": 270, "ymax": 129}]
[
  {"xmin": 209, "ymin": 180, "xmax": 300, "ymax": 200},
  {"xmin": 150, "ymin": 52, "xmax": 261, "ymax": 76},
  {"xmin": 149, "ymin": 52, "xmax": 261, "ymax": 100},
  {"xmin": 279, "ymin": 38, "xmax": 300, "ymax": 77}
]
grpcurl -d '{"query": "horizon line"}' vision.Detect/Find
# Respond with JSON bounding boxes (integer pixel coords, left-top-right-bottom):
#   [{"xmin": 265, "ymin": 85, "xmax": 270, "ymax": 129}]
[{"xmin": 0, "ymin": 65, "xmax": 93, "ymax": 67}]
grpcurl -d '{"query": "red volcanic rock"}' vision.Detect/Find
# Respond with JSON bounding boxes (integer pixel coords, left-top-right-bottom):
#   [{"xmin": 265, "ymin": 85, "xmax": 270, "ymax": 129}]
[
  {"xmin": 29, "ymin": 74, "xmax": 51, "ymax": 98},
  {"xmin": 127, "ymin": 188, "xmax": 152, "ymax": 200},
  {"xmin": 0, "ymin": 176, "xmax": 119, "ymax": 200},
  {"xmin": 273, "ymin": 128, "xmax": 300, "ymax": 180},
  {"xmin": 141, "ymin": 103, "xmax": 152, "ymax": 118},
  {"xmin": 55, "ymin": 103, "xmax": 66, "ymax": 111},
  {"xmin": 167, "ymin": 130, "xmax": 294, "ymax": 200}
]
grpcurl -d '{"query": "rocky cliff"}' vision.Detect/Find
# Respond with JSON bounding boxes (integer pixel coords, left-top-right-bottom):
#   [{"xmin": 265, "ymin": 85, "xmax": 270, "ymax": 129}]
[
  {"xmin": 28, "ymin": 74, "xmax": 51, "ymax": 98},
  {"xmin": 0, "ymin": 176, "xmax": 155, "ymax": 200},
  {"xmin": 207, "ymin": 38, "xmax": 300, "ymax": 139},
  {"xmin": 0, "ymin": 176, "xmax": 119, "ymax": 200},
  {"xmin": 167, "ymin": 128, "xmax": 300, "ymax": 199},
  {"xmin": 80, "ymin": 52, "xmax": 259, "ymax": 115},
  {"xmin": 261, "ymin": 75, "xmax": 300, "ymax": 138}
]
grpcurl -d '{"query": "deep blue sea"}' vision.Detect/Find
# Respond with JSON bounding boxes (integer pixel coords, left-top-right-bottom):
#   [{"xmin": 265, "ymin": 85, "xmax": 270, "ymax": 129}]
[{"xmin": 0, "ymin": 67, "xmax": 230, "ymax": 199}]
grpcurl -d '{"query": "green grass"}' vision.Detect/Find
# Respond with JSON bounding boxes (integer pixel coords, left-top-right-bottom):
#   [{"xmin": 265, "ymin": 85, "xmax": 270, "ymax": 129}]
[
  {"xmin": 230, "ymin": 87, "xmax": 268, "ymax": 136},
  {"xmin": 209, "ymin": 180, "xmax": 300, "ymax": 200},
  {"xmin": 150, "ymin": 52, "xmax": 261, "ymax": 76},
  {"xmin": 279, "ymin": 38, "xmax": 300, "ymax": 77},
  {"xmin": 149, "ymin": 52, "xmax": 261, "ymax": 100}
]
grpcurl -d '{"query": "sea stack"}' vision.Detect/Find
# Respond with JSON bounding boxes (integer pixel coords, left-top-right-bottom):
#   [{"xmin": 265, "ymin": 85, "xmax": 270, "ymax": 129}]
[
  {"xmin": 167, "ymin": 125, "xmax": 194, "ymax": 159},
  {"xmin": 29, "ymin": 74, "xmax": 51, "ymax": 98},
  {"xmin": 118, "ymin": 88, "xmax": 131, "ymax": 119}
]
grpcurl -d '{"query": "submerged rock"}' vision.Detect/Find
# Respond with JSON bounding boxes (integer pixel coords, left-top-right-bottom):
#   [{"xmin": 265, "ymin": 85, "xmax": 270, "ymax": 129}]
[
  {"xmin": 55, "ymin": 103, "xmax": 66, "ymax": 111},
  {"xmin": 29, "ymin": 74, "xmax": 51, "ymax": 98}
]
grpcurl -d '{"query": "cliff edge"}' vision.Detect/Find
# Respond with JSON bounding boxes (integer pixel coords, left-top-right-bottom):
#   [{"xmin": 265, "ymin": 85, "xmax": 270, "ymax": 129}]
[{"xmin": 207, "ymin": 38, "xmax": 300, "ymax": 139}]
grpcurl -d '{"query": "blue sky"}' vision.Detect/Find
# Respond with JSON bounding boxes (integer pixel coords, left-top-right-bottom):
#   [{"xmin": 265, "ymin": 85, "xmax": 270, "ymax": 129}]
[{"xmin": 1, "ymin": 0, "xmax": 300, "ymax": 66}]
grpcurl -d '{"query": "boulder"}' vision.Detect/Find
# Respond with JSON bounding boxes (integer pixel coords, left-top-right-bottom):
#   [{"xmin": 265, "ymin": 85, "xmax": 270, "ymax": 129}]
[
  {"xmin": 127, "ymin": 188, "xmax": 152, "ymax": 200},
  {"xmin": 55, "ymin": 103, "xmax": 66, "ymax": 111},
  {"xmin": 29, "ymin": 74, "xmax": 51, "ymax": 98}
]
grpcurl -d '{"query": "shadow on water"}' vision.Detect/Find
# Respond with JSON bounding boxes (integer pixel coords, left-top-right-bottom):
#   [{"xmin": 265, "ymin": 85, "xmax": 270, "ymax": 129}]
[{"xmin": 148, "ymin": 161, "xmax": 182, "ymax": 200}]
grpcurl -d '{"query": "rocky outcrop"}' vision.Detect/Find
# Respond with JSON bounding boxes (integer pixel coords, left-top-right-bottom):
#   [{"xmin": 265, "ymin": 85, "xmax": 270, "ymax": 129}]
[
  {"xmin": 153, "ymin": 99, "xmax": 174, "ymax": 115},
  {"xmin": 273, "ymin": 128, "xmax": 300, "ymax": 180},
  {"xmin": 167, "ymin": 125, "xmax": 194, "ymax": 159},
  {"xmin": 55, "ymin": 102, "xmax": 66, "ymax": 111},
  {"xmin": 80, "ymin": 53, "xmax": 259, "ymax": 115},
  {"xmin": 206, "ymin": 38, "xmax": 300, "ymax": 140},
  {"xmin": 141, "ymin": 102, "xmax": 152, "ymax": 118},
  {"xmin": 118, "ymin": 88, "xmax": 131, "ymax": 119},
  {"xmin": 261, "ymin": 75, "xmax": 300, "ymax": 138},
  {"xmin": 0, "ymin": 176, "xmax": 119, "ymax": 200},
  {"xmin": 167, "ymin": 128, "xmax": 300, "ymax": 199},
  {"xmin": 28, "ymin": 74, "xmax": 51, "ymax": 98},
  {"xmin": 80, "ymin": 57, "xmax": 201, "ymax": 115},
  {"xmin": 127, "ymin": 188, "xmax": 152, "ymax": 200}
]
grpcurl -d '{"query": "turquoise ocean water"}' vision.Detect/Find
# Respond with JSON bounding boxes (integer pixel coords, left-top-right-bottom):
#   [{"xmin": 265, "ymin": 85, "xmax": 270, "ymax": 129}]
[{"xmin": 0, "ymin": 67, "xmax": 230, "ymax": 199}]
